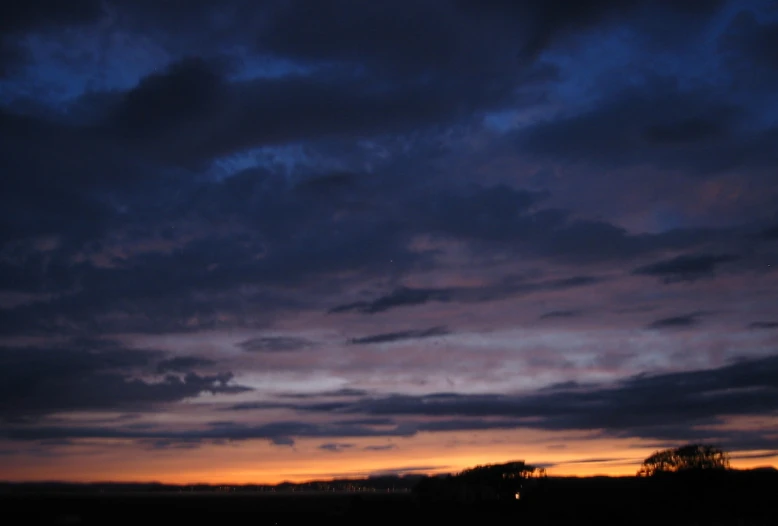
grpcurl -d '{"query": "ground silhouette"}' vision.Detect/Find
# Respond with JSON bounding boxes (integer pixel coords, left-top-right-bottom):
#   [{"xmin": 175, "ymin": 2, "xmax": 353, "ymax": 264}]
[{"xmin": 1, "ymin": 447, "xmax": 776, "ymax": 525}]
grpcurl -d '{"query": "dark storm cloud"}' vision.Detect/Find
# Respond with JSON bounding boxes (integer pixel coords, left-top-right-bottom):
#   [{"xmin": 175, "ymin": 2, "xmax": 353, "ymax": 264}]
[
  {"xmin": 237, "ymin": 336, "xmax": 313, "ymax": 353},
  {"xmin": 420, "ymin": 184, "xmax": 547, "ymax": 242},
  {"xmin": 156, "ymin": 356, "xmax": 216, "ymax": 373},
  {"xmin": 258, "ymin": 0, "xmax": 725, "ymax": 69},
  {"xmin": 749, "ymin": 322, "xmax": 778, "ymax": 330},
  {"xmin": 291, "ymin": 353, "xmax": 778, "ymax": 449},
  {"xmin": 140, "ymin": 438, "xmax": 203, "ymax": 451},
  {"xmin": 294, "ymin": 172, "xmax": 358, "ymax": 196},
  {"xmin": 0, "ymin": 108, "xmax": 147, "ymax": 248},
  {"xmin": 719, "ymin": 10, "xmax": 778, "ymax": 80},
  {"xmin": 7, "ymin": 353, "xmax": 776, "ymax": 452},
  {"xmin": 0, "ymin": 248, "xmax": 78, "ymax": 294},
  {"xmin": 0, "ymin": 343, "xmax": 250, "ymax": 420},
  {"xmin": 0, "ymin": 167, "xmax": 743, "ymax": 337},
  {"xmin": 641, "ymin": 116, "xmax": 731, "ymax": 144},
  {"xmin": 515, "ymin": 81, "xmax": 778, "ymax": 175},
  {"xmin": 330, "ymin": 276, "xmax": 603, "ymax": 315},
  {"xmin": 329, "ymin": 287, "xmax": 450, "ymax": 314},
  {"xmin": 0, "ymin": 164, "xmax": 734, "ymax": 338},
  {"xmin": 0, "ymin": 63, "xmax": 743, "ymax": 326},
  {"xmin": 540, "ymin": 380, "xmax": 586, "ymax": 392},
  {"xmin": 1, "ymin": 0, "xmax": 777, "ymax": 476},
  {"xmin": 412, "ymin": 184, "xmax": 726, "ymax": 265},
  {"xmin": 1, "ymin": 419, "xmax": 416, "ymax": 443},
  {"xmin": 271, "ymin": 436, "xmax": 295, "ymax": 447},
  {"xmin": 226, "ymin": 392, "xmax": 378, "ymax": 412},
  {"xmin": 646, "ymin": 312, "xmax": 706, "ymax": 330},
  {"xmin": 349, "ymin": 326, "xmax": 450, "ymax": 345},
  {"xmin": 0, "ymin": 109, "xmax": 143, "ymax": 190},
  {"xmin": 0, "ymin": 39, "xmax": 27, "ymax": 79},
  {"xmin": 0, "ymin": 339, "xmax": 159, "ymax": 376},
  {"xmin": 0, "ymin": 248, "xmax": 272, "ymax": 334},
  {"xmin": 2, "ymin": 0, "xmax": 726, "ymax": 77},
  {"xmin": 9, "ymin": 0, "xmax": 716, "ymax": 171},
  {"xmin": 225, "ymin": 402, "xmax": 290, "ymax": 412},
  {"xmin": 98, "ymin": 55, "xmax": 542, "ymax": 167},
  {"xmin": 252, "ymin": 0, "xmax": 618, "ymax": 80},
  {"xmin": 319, "ymin": 442, "xmax": 355, "ymax": 453},
  {"xmin": 539, "ymin": 310, "xmax": 580, "ymax": 320},
  {"xmin": 257, "ymin": 1, "xmax": 484, "ymax": 71},
  {"xmin": 108, "ymin": 57, "xmax": 229, "ymax": 140},
  {"xmin": 0, "ymin": 13, "xmax": 549, "ymax": 251},
  {"xmin": 0, "ymin": 0, "xmax": 743, "ymax": 175},
  {"xmin": 762, "ymin": 226, "xmax": 778, "ymax": 240},
  {"xmin": 0, "ymin": 179, "xmax": 422, "ymax": 333},
  {"xmin": 0, "ymin": 1, "xmax": 104, "ymax": 33},
  {"xmin": 281, "ymin": 388, "xmax": 370, "ymax": 400},
  {"xmin": 335, "ymin": 418, "xmax": 396, "ymax": 427},
  {"xmin": 633, "ymin": 253, "xmax": 739, "ymax": 283}
]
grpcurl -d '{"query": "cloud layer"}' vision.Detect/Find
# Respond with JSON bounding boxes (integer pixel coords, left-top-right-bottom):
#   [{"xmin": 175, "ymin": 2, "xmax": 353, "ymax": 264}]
[{"xmin": 1, "ymin": 0, "xmax": 777, "ymax": 481}]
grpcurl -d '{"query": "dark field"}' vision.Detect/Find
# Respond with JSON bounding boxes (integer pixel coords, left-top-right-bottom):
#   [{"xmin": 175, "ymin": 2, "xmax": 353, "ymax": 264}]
[{"xmin": 3, "ymin": 473, "xmax": 777, "ymax": 526}]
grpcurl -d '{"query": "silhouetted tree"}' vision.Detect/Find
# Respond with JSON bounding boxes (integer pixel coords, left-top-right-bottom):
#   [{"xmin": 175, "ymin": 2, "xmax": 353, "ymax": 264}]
[
  {"xmin": 458, "ymin": 461, "xmax": 542, "ymax": 489},
  {"xmin": 415, "ymin": 460, "xmax": 544, "ymax": 505},
  {"xmin": 637, "ymin": 444, "xmax": 730, "ymax": 476}
]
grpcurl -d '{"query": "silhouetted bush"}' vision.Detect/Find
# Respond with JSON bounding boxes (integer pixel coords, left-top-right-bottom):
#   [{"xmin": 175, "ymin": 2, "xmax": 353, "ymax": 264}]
[{"xmin": 638, "ymin": 443, "xmax": 730, "ymax": 476}]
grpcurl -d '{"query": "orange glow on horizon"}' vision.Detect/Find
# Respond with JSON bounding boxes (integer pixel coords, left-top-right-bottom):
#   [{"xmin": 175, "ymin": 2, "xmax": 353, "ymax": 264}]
[{"xmin": 2, "ymin": 430, "xmax": 775, "ymax": 485}]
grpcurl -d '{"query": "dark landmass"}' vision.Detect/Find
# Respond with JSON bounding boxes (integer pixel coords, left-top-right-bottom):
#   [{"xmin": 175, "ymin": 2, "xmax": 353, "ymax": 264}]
[
  {"xmin": 1, "ymin": 468, "xmax": 776, "ymax": 525},
  {"xmin": 0, "ymin": 473, "xmax": 423, "ymax": 495}
]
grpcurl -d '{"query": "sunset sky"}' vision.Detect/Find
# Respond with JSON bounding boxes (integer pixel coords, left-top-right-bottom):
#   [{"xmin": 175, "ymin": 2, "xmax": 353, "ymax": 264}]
[{"xmin": 1, "ymin": 0, "xmax": 778, "ymax": 484}]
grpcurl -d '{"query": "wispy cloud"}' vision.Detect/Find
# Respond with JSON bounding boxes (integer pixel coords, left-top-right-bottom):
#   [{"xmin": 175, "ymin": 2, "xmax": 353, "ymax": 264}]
[
  {"xmin": 646, "ymin": 312, "xmax": 708, "ymax": 330},
  {"xmin": 539, "ymin": 310, "xmax": 580, "ymax": 320},
  {"xmin": 349, "ymin": 326, "xmax": 449, "ymax": 345},
  {"xmin": 330, "ymin": 276, "xmax": 603, "ymax": 315},
  {"xmin": 633, "ymin": 253, "xmax": 739, "ymax": 283},
  {"xmin": 748, "ymin": 321, "xmax": 778, "ymax": 330},
  {"xmin": 237, "ymin": 336, "xmax": 314, "ymax": 352},
  {"xmin": 319, "ymin": 442, "xmax": 355, "ymax": 452}
]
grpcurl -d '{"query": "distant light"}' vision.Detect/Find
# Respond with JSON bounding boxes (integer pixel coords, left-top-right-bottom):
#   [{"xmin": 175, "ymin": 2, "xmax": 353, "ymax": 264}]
[{"xmin": 514, "ymin": 492, "xmax": 521, "ymax": 500}]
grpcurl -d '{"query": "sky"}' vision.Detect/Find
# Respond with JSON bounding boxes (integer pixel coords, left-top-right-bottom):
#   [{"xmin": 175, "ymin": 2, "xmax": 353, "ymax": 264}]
[{"xmin": 1, "ymin": 0, "xmax": 778, "ymax": 484}]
